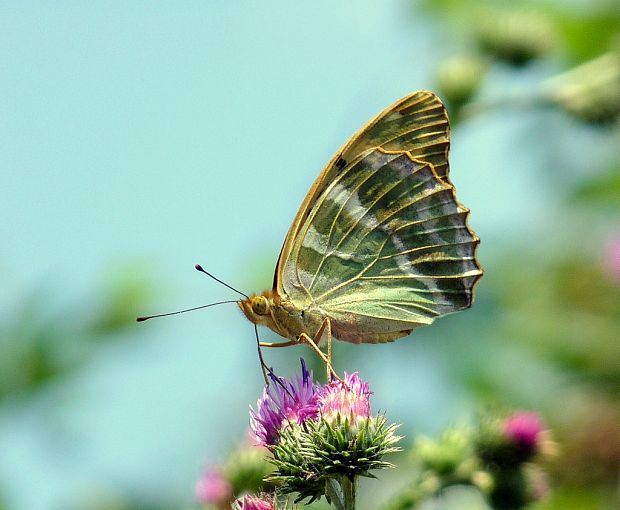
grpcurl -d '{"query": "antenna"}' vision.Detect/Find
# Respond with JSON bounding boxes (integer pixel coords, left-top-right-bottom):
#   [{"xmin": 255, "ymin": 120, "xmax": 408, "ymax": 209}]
[
  {"xmin": 138, "ymin": 264, "xmax": 276, "ymax": 386},
  {"xmin": 195, "ymin": 264, "xmax": 249, "ymax": 299},
  {"xmin": 136, "ymin": 300, "xmax": 238, "ymax": 322}
]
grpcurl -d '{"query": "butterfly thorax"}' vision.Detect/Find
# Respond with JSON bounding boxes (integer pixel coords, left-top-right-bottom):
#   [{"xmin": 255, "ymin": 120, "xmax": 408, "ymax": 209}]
[{"xmin": 238, "ymin": 290, "xmax": 323, "ymax": 342}]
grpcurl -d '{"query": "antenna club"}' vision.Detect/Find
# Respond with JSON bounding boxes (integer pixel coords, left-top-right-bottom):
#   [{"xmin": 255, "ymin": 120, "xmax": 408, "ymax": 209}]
[
  {"xmin": 136, "ymin": 316, "xmax": 149, "ymax": 322},
  {"xmin": 194, "ymin": 263, "xmax": 249, "ymax": 299}
]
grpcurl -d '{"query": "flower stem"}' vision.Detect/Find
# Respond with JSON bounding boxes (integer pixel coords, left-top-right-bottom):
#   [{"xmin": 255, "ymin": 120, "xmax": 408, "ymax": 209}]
[
  {"xmin": 341, "ymin": 476, "xmax": 357, "ymax": 510},
  {"xmin": 325, "ymin": 476, "xmax": 356, "ymax": 510}
]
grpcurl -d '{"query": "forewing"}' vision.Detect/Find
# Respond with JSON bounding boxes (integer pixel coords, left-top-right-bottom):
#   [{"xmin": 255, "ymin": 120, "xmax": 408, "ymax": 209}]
[
  {"xmin": 337, "ymin": 90, "xmax": 451, "ymax": 181},
  {"xmin": 281, "ymin": 148, "xmax": 481, "ymax": 341},
  {"xmin": 274, "ymin": 91, "xmax": 451, "ymax": 292}
]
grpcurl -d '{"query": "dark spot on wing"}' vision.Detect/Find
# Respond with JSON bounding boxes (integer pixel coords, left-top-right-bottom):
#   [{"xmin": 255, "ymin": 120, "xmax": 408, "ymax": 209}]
[{"xmin": 335, "ymin": 156, "xmax": 346, "ymax": 170}]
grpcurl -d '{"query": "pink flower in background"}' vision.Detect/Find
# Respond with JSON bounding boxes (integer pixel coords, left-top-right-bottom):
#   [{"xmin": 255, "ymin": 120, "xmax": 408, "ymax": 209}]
[
  {"xmin": 603, "ymin": 234, "xmax": 620, "ymax": 283},
  {"xmin": 503, "ymin": 412, "xmax": 543, "ymax": 453},
  {"xmin": 195, "ymin": 468, "xmax": 232, "ymax": 506},
  {"xmin": 233, "ymin": 494, "xmax": 276, "ymax": 510},
  {"xmin": 318, "ymin": 372, "xmax": 372, "ymax": 423}
]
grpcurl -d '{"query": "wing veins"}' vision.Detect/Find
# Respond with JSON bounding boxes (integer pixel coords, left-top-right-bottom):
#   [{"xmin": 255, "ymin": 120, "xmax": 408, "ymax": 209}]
[
  {"xmin": 403, "ymin": 139, "xmax": 449, "ymax": 152},
  {"xmin": 373, "ymin": 241, "xmax": 472, "ymax": 263},
  {"xmin": 331, "ymin": 298, "xmax": 439, "ymax": 316},
  {"xmin": 378, "ymin": 119, "xmax": 447, "ymax": 145},
  {"xmin": 315, "ymin": 181, "xmax": 459, "ymax": 303},
  {"xmin": 386, "ymin": 210, "xmax": 469, "ymax": 230},
  {"xmin": 317, "ymin": 240, "xmax": 476, "ymax": 303},
  {"xmin": 347, "ymin": 183, "xmax": 454, "ymax": 254},
  {"xmin": 332, "ymin": 167, "xmax": 439, "ymax": 254},
  {"xmin": 292, "ymin": 151, "xmax": 374, "ymax": 299},
  {"xmin": 398, "ymin": 93, "xmax": 434, "ymax": 110},
  {"xmin": 327, "ymin": 306, "xmax": 434, "ymax": 325},
  {"xmin": 307, "ymin": 152, "xmax": 402, "ymax": 292},
  {"xmin": 359, "ymin": 271, "xmax": 481, "ymax": 280},
  {"xmin": 384, "ymin": 302, "xmax": 440, "ymax": 317}
]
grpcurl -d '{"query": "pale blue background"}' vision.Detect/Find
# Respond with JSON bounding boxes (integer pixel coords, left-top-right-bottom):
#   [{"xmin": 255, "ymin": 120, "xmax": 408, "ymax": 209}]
[{"xmin": 0, "ymin": 2, "xmax": 616, "ymax": 509}]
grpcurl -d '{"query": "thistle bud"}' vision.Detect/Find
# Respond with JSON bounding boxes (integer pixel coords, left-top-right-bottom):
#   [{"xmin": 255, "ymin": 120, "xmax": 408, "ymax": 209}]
[
  {"xmin": 414, "ymin": 427, "xmax": 473, "ymax": 476},
  {"xmin": 545, "ymin": 52, "xmax": 620, "ymax": 124},
  {"xmin": 476, "ymin": 9, "xmax": 555, "ymax": 66},
  {"xmin": 436, "ymin": 55, "xmax": 487, "ymax": 115}
]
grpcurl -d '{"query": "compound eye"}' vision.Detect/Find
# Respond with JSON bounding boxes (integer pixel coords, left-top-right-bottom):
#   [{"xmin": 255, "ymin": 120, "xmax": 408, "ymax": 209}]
[{"xmin": 251, "ymin": 296, "xmax": 268, "ymax": 315}]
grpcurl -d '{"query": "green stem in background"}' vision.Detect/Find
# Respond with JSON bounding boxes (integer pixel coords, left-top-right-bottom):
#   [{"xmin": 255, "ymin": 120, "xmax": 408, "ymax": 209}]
[{"xmin": 326, "ymin": 476, "xmax": 357, "ymax": 510}]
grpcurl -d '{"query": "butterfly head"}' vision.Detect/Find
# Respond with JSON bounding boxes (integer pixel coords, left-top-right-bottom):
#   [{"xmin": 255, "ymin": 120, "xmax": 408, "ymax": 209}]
[
  {"xmin": 250, "ymin": 295, "xmax": 269, "ymax": 315},
  {"xmin": 239, "ymin": 291, "xmax": 278, "ymax": 328}
]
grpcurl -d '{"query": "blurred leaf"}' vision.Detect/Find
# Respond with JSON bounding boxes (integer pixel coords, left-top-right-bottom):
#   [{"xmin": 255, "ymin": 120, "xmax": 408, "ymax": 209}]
[
  {"xmin": 500, "ymin": 257, "xmax": 620, "ymax": 391},
  {"xmin": 554, "ymin": 13, "xmax": 620, "ymax": 64},
  {"xmin": 534, "ymin": 485, "xmax": 618, "ymax": 510},
  {"xmin": 89, "ymin": 268, "xmax": 154, "ymax": 335},
  {"xmin": 548, "ymin": 395, "xmax": 620, "ymax": 487},
  {"xmin": 420, "ymin": 0, "xmax": 620, "ymax": 66},
  {"xmin": 0, "ymin": 267, "xmax": 151, "ymax": 400},
  {"xmin": 0, "ymin": 291, "xmax": 67, "ymax": 398},
  {"xmin": 569, "ymin": 166, "xmax": 620, "ymax": 207}
]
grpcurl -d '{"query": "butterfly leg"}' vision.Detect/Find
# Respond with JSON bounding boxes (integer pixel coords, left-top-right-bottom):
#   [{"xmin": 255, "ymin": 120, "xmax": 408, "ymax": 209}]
[
  {"xmin": 298, "ymin": 318, "xmax": 342, "ymax": 382},
  {"xmin": 259, "ymin": 340, "xmax": 298, "ymax": 348},
  {"xmin": 327, "ymin": 322, "xmax": 332, "ymax": 374}
]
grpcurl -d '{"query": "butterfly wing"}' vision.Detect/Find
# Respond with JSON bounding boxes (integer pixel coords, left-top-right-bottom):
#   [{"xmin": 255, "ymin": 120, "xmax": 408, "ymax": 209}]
[
  {"xmin": 275, "ymin": 91, "xmax": 482, "ymax": 343},
  {"xmin": 273, "ymin": 90, "xmax": 452, "ymax": 291}
]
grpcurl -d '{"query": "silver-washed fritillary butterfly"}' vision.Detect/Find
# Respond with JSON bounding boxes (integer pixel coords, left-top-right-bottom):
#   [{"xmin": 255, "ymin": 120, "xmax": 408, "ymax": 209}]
[
  {"xmin": 238, "ymin": 91, "xmax": 482, "ymax": 375},
  {"xmin": 139, "ymin": 91, "xmax": 482, "ymax": 379}
]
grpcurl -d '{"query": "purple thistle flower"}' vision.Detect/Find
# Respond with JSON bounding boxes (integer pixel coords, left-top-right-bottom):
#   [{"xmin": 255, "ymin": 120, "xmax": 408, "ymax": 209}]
[
  {"xmin": 250, "ymin": 359, "xmax": 320, "ymax": 446},
  {"xmin": 318, "ymin": 372, "xmax": 371, "ymax": 423},
  {"xmin": 195, "ymin": 467, "xmax": 232, "ymax": 506},
  {"xmin": 503, "ymin": 412, "xmax": 543, "ymax": 453},
  {"xmin": 233, "ymin": 494, "xmax": 276, "ymax": 510}
]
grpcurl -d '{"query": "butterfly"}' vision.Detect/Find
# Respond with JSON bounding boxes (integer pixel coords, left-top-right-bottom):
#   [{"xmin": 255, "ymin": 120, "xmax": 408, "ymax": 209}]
[{"xmin": 237, "ymin": 90, "xmax": 482, "ymax": 376}]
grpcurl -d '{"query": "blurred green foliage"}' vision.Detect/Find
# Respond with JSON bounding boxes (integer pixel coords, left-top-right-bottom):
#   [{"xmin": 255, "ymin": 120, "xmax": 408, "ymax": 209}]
[
  {"xmin": 571, "ymin": 165, "xmax": 620, "ymax": 207},
  {"xmin": 423, "ymin": 0, "xmax": 620, "ymax": 126},
  {"xmin": 555, "ymin": 12, "xmax": 620, "ymax": 64},
  {"xmin": 413, "ymin": 1, "xmax": 619, "ymax": 508},
  {"xmin": 421, "ymin": 0, "xmax": 620, "ymax": 66},
  {"xmin": 0, "ymin": 268, "xmax": 152, "ymax": 401}
]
